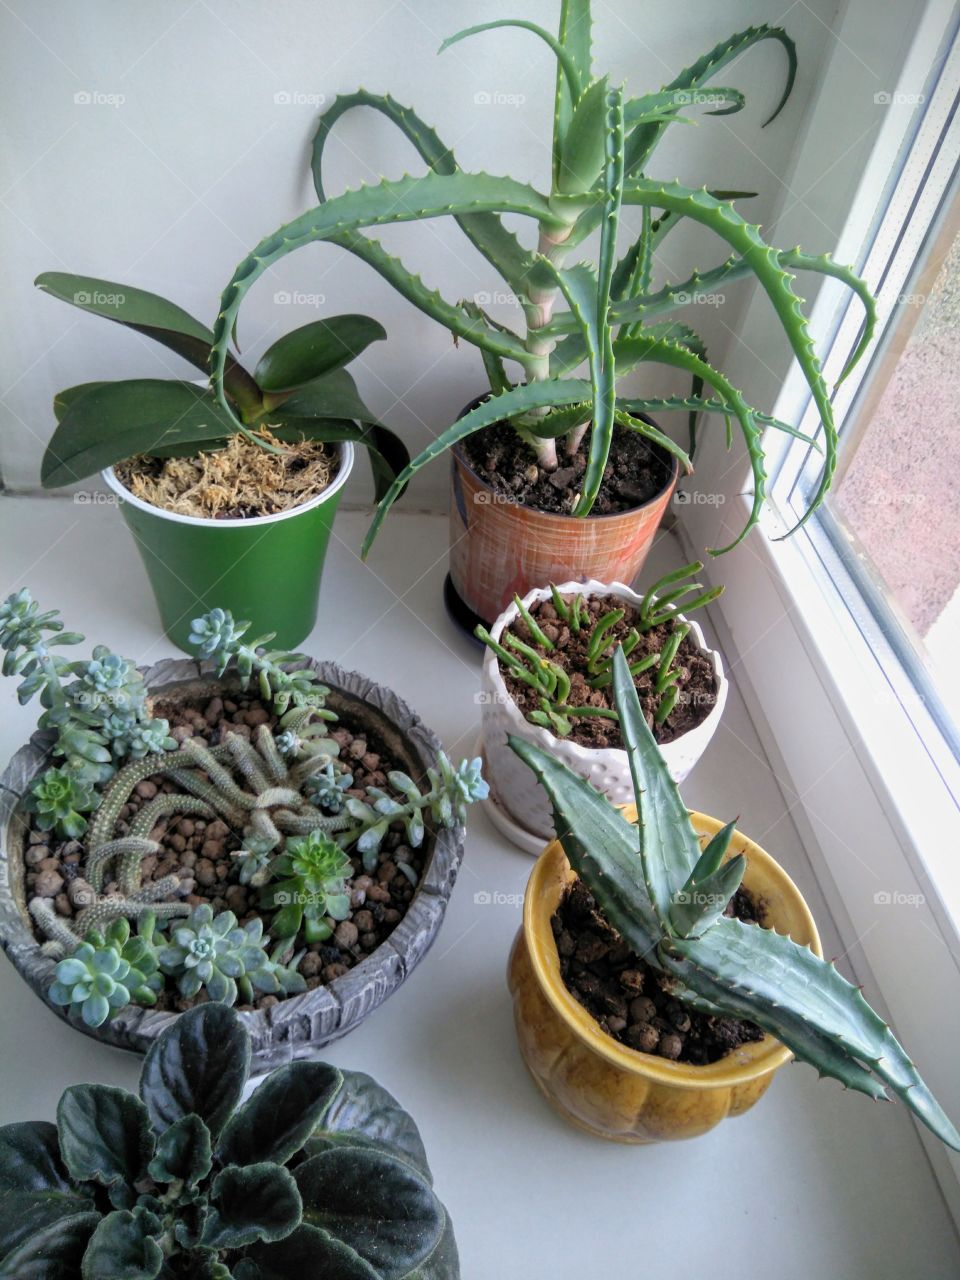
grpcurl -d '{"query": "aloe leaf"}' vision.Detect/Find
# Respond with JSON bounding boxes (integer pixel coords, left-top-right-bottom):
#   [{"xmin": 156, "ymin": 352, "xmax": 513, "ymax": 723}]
[
  {"xmin": 440, "ymin": 19, "xmax": 583, "ymax": 102},
  {"xmin": 617, "ymin": 395, "xmax": 822, "ymax": 451},
  {"xmin": 311, "ymin": 90, "xmax": 533, "ymax": 291},
  {"xmin": 254, "ymin": 315, "xmax": 386, "ymax": 394},
  {"xmin": 210, "ymin": 171, "xmax": 564, "ymax": 431},
  {"xmin": 624, "ymin": 86, "xmax": 746, "ymax": 127},
  {"xmin": 461, "ymin": 300, "xmax": 512, "ymax": 394},
  {"xmin": 557, "ymin": 75, "xmax": 609, "ymax": 196},
  {"xmin": 613, "ymin": 409, "xmax": 691, "ymax": 472},
  {"xmin": 507, "ymin": 732, "xmax": 662, "ymax": 947},
  {"xmin": 669, "ymin": 918, "xmax": 960, "ymax": 1150},
  {"xmin": 552, "ymin": 0, "xmax": 593, "ymax": 185},
  {"xmin": 41, "ymin": 380, "xmax": 241, "ymax": 488},
  {"xmin": 360, "ymin": 378, "xmax": 592, "ymax": 556}
]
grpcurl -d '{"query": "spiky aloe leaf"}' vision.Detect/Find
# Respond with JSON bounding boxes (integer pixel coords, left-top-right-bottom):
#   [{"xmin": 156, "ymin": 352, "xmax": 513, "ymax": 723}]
[
  {"xmin": 610, "ymin": 648, "xmax": 700, "ymax": 930},
  {"xmin": 624, "ymin": 86, "xmax": 746, "ymax": 127},
  {"xmin": 311, "ymin": 90, "xmax": 533, "ymax": 292},
  {"xmin": 664, "ymin": 918, "xmax": 960, "ymax": 1150},
  {"xmin": 461, "ymin": 301, "xmax": 512, "ymax": 395},
  {"xmin": 612, "ymin": 410, "xmax": 691, "ymax": 473},
  {"xmin": 507, "ymin": 733, "xmax": 661, "ymax": 949},
  {"xmin": 557, "ymin": 76, "xmax": 609, "ymax": 196},
  {"xmin": 209, "ymin": 171, "xmax": 565, "ymax": 432},
  {"xmin": 617, "ymin": 395, "xmax": 821, "ymax": 451},
  {"xmin": 552, "ymin": 0, "xmax": 593, "ymax": 186},
  {"xmin": 440, "ymin": 19, "xmax": 583, "ymax": 101},
  {"xmin": 360, "ymin": 378, "xmax": 591, "ymax": 556}
]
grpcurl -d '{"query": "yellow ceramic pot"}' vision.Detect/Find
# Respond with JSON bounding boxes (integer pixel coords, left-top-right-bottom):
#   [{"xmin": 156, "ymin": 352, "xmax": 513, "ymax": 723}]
[{"xmin": 507, "ymin": 808, "xmax": 823, "ymax": 1143}]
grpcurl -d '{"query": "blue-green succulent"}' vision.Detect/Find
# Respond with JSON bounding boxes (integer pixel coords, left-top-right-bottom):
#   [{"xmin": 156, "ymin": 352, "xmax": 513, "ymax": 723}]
[
  {"xmin": 157, "ymin": 904, "xmax": 304, "ymax": 1005},
  {"xmin": 48, "ymin": 916, "xmax": 162, "ymax": 1027}
]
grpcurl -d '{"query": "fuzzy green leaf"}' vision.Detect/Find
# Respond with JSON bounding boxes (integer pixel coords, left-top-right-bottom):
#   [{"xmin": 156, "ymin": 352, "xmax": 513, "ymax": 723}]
[
  {"xmin": 217, "ymin": 1062, "xmax": 343, "ymax": 1168},
  {"xmin": 304, "ymin": 1068, "xmax": 432, "ymax": 1180},
  {"xmin": 56, "ymin": 1086, "xmax": 152, "ymax": 1209},
  {"xmin": 0, "ymin": 1191, "xmax": 96, "ymax": 1259},
  {"xmin": 147, "ymin": 1114, "xmax": 212, "ymax": 1190},
  {"xmin": 0, "ymin": 1122, "xmax": 74, "ymax": 1195},
  {"xmin": 202, "ymin": 1163, "xmax": 302, "ymax": 1250},
  {"xmin": 242, "ymin": 1225, "xmax": 380, "ymax": 1280},
  {"xmin": 139, "ymin": 1004, "xmax": 249, "ymax": 1140},
  {"xmin": 81, "ymin": 1210, "xmax": 163, "ymax": 1280},
  {"xmin": 0, "ymin": 1207, "xmax": 99, "ymax": 1279}
]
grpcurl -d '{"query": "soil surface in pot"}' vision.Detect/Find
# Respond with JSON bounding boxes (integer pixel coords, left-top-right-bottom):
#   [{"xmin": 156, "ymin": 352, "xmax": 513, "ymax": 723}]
[
  {"xmin": 462, "ymin": 420, "xmax": 672, "ymax": 515},
  {"xmin": 552, "ymin": 878, "xmax": 764, "ymax": 1064},
  {"xmin": 501, "ymin": 592, "xmax": 717, "ymax": 747},
  {"xmin": 22, "ymin": 690, "xmax": 425, "ymax": 1012},
  {"xmin": 115, "ymin": 429, "xmax": 337, "ymax": 519}
]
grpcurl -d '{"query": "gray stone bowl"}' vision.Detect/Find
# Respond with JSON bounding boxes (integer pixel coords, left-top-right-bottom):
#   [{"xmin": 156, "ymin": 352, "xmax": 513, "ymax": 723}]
[{"xmin": 0, "ymin": 657, "xmax": 464, "ymax": 1072}]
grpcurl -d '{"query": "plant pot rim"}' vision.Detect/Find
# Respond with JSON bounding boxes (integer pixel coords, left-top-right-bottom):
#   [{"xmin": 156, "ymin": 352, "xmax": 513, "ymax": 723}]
[
  {"xmin": 102, "ymin": 440, "xmax": 354, "ymax": 529},
  {"xmin": 523, "ymin": 807, "xmax": 824, "ymax": 1090},
  {"xmin": 452, "ymin": 394, "xmax": 679, "ymax": 524},
  {"xmin": 484, "ymin": 577, "xmax": 727, "ymax": 759}
]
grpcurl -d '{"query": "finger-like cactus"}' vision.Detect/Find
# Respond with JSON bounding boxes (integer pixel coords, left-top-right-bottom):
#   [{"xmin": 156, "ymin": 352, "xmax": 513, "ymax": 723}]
[{"xmin": 508, "ymin": 646, "xmax": 960, "ymax": 1151}]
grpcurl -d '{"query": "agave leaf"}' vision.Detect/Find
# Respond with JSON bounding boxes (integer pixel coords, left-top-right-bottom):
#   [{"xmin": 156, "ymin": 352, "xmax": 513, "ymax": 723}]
[
  {"xmin": 360, "ymin": 378, "xmax": 592, "ymax": 556},
  {"xmin": 40, "ymin": 380, "xmax": 241, "ymax": 488},
  {"xmin": 440, "ymin": 19, "xmax": 583, "ymax": 102},
  {"xmin": 612, "ymin": 409, "xmax": 690, "ymax": 472},
  {"xmin": 311, "ymin": 90, "xmax": 533, "ymax": 291},
  {"xmin": 624, "ymin": 85, "xmax": 746, "ymax": 127},
  {"xmin": 617, "ymin": 395, "xmax": 821, "ymax": 451},
  {"xmin": 255, "ymin": 315, "xmax": 386, "ymax": 394},
  {"xmin": 668, "ymin": 852, "xmax": 746, "ymax": 937}
]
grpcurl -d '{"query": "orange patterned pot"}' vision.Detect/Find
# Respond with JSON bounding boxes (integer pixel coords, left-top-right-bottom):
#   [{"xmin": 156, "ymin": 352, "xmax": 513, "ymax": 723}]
[
  {"xmin": 507, "ymin": 809, "xmax": 823, "ymax": 1143},
  {"xmin": 448, "ymin": 442, "xmax": 678, "ymax": 626}
]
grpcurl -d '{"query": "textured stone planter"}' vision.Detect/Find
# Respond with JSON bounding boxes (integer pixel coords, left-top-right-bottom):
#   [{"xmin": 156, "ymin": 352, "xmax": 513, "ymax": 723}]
[
  {"xmin": 480, "ymin": 579, "xmax": 727, "ymax": 845},
  {"xmin": 0, "ymin": 657, "xmax": 464, "ymax": 1071}
]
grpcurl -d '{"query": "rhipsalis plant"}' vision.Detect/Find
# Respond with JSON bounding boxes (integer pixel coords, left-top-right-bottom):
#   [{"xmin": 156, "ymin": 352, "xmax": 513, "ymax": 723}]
[
  {"xmin": 477, "ymin": 565, "xmax": 720, "ymax": 735},
  {"xmin": 0, "ymin": 1004, "xmax": 460, "ymax": 1278},
  {"xmin": 0, "ymin": 589, "xmax": 175, "ymax": 836},
  {"xmin": 509, "ymin": 647, "xmax": 960, "ymax": 1151},
  {"xmin": 209, "ymin": 3, "xmax": 876, "ymax": 554},
  {"xmin": 34, "ymin": 273, "xmax": 409, "ymax": 497}
]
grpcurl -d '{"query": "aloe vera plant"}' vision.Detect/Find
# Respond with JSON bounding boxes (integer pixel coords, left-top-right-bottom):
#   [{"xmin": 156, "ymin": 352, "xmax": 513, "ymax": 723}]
[
  {"xmin": 34, "ymin": 272, "xmax": 409, "ymax": 498},
  {"xmin": 209, "ymin": 4, "xmax": 875, "ymax": 554},
  {"xmin": 0, "ymin": 1004, "xmax": 459, "ymax": 1277},
  {"xmin": 509, "ymin": 647, "xmax": 960, "ymax": 1150}
]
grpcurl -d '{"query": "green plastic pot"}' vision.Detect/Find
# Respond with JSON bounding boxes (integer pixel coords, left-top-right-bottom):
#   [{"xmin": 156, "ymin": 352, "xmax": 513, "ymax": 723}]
[{"xmin": 102, "ymin": 442, "xmax": 353, "ymax": 652}]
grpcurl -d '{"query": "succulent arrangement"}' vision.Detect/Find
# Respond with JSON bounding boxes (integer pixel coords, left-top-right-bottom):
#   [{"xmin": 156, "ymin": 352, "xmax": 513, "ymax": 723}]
[
  {"xmin": 477, "ymin": 564, "xmax": 721, "ymax": 735},
  {"xmin": 0, "ymin": 1003, "xmax": 459, "ymax": 1278},
  {"xmin": 4, "ymin": 590, "xmax": 486, "ymax": 1027},
  {"xmin": 509, "ymin": 647, "xmax": 960, "ymax": 1151},
  {"xmin": 33, "ymin": 272, "xmax": 409, "ymax": 499},
  {"xmin": 207, "ymin": 2, "xmax": 875, "ymax": 556}
]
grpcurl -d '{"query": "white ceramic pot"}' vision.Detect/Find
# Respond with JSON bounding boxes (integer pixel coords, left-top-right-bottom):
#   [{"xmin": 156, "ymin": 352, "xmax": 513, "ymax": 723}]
[{"xmin": 479, "ymin": 579, "xmax": 728, "ymax": 844}]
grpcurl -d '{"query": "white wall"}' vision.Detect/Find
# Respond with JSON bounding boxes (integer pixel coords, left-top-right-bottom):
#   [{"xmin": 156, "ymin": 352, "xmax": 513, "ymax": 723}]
[{"xmin": 0, "ymin": 0, "xmax": 842, "ymax": 504}]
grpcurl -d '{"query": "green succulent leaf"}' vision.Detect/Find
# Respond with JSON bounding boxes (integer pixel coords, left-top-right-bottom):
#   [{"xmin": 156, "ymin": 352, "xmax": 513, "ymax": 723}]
[
  {"xmin": 0, "ymin": 1122, "xmax": 74, "ymax": 1195},
  {"xmin": 217, "ymin": 1062, "xmax": 343, "ymax": 1168},
  {"xmin": 440, "ymin": 19, "xmax": 582, "ymax": 102},
  {"xmin": 0, "ymin": 1207, "xmax": 99, "ymax": 1279},
  {"xmin": 669, "ymin": 850, "xmax": 746, "ymax": 937},
  {"xmin": 552, "ymin": 0, "xmax": 593, "ymax": 186},
  {"xmin": 56, "ymin": 1085, "xmax": 153, "ymax": 1209},
  {"xmin": 40, "ymin": 380, "xmax": 241, "ymax": 488},
  {"xmin": 139, "ymin": 1003, "xmax": 249, "ymax": 1140},
  {"xmin": 147, "ymin": 1113, "xmax": 212, "ymax": 1190},
  {"xmin": 557, "ymin": 75, "xmax": 610, "ymax": 195},
  {"xmin": 255, "ymin": 315, "xmax": 387, "ymax": 394},
  {"xmin": 202, "ymin": 1163, "xmax": 302, "ymax": 1250},
  {"xmin": 81, "ymin": 1210, "xmax": 163, "ymax": 1280}
]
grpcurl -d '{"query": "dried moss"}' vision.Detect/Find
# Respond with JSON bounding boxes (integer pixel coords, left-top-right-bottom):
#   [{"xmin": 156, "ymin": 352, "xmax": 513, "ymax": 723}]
[{"xmin": 115, "ymin": 429, "xmax": 336, "ymax": 519}]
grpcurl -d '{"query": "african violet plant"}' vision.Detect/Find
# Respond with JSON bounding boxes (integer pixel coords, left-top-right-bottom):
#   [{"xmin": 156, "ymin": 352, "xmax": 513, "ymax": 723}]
[
  {"xmin": 208, "ymin": 2, "xmax": 875, "ymax": 555},
  {"xmin": 4, "ymin": 591, "xmax": 485, "ymax": 1027},
  {"xmin": 510, "ymin": 648, "xmax": 960, "ymax": 1150},
  {"xmin": 477, "ymin": 563, "xmax": 721, "ymax": 735},
  {"xmin": 0, "ymin": 1003, "xmax": 459, "ymax": 1278},
  {"xmin": 33, "ymin": 272, "xmax": 408, "ymax": 497}
]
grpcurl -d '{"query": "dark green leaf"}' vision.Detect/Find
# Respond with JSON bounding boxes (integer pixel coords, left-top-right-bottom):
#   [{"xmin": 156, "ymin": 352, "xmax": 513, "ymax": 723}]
[
  {"xmin": 255, "ymin": 315, "xmax": 386, "ymax": 393},
  {"xmin": 0, "ymin": 1192, "xmax": 96, "ymax": 1258},
  {"xmin": 139, "ymin": 1004, "xmax": 250, "ymax": 1140},
  {"xmin": 56, "ymin": 1086, "xmax": 152, "ymax": 1209},
  {"xmin": 41, "ymin": 380, "xmax": 240, "ymax": 488},
  {"xmin": 201, "ymin": 1163, "xmax": 301, "ymax": 1250},
  {"xmin": 305, "ymin": 1069, "xmax": 431, "ymax": 1180},
  {"xmin": 80, "ymin": 1210, "xmax": 163, "ymax": 1280},
  {"xmin": 147, "ymin": 1114, "xmax": 212, "ymax": 1189},
  {"xmin": 270, "ymin": 368, "xmax": 382, "ymax": 426},
  {"xmin": 243, "ymin": 1225, "xmax": 379, "ymax": 1279},
  {"xmin": 217, "ymin": 1062, "xmax": 342, "ymax": 1168},
  {"xmin": 0, "ymin": 1122, "xmax": 73, "ymax": 1194},
  {"xmin": 52, "ymin": 384, "xmax": 110, "ymax": 425},
  {"xmin": 296, "ymin": 1147, "xmax": 445, "ymax": 1277},
  {"xmin": 0, "ymin": 1209, "xmax": 98, "ymax": 1279}
]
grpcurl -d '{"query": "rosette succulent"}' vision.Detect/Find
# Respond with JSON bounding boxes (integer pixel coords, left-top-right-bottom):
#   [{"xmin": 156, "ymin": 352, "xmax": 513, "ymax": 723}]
[
  {"xmin": 49, "ymin": 917, "xmax": 162, "ymax": 1028},
  {"xmin": 157, "ymin": 904, "xmax": 303, "ymax": 1005},
  {"xmin": 24, "ymin": 766, "xmax": 95, "ymax": 839},
  {"xmin": 263, "ymin": 832, "xmax": 353, "ymax": 943},
  {"xmin": 0, "ymin": 1004, "xmax": 459, "ymax": 1277}
]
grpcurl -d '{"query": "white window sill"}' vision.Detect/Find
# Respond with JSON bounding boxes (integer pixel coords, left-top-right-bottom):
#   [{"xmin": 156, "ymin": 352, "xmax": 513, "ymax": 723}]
[{"xmin": 0, "ymin": 495, "xmax": 957, "ymax": 1277}]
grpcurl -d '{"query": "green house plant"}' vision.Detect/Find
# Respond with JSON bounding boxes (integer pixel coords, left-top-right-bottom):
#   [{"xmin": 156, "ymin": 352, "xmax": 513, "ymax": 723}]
[
  {"xmin": 0, "ymin": 589, "xmax": 484, "ymax": 1057},
  {"xmin": 34, "ymin": 273, "xmax": 409, "ymax": 649},
  {"xmin": 507, "ymin": 647, "xmax": 960, "ymax": 1147},
  {"xmin": 207, "ymin": 3, "xmax": 875, "ymax": 623},
  {"xmin": 0, "ymin": 1003, "xmax": 459, "ymax": 1277}
]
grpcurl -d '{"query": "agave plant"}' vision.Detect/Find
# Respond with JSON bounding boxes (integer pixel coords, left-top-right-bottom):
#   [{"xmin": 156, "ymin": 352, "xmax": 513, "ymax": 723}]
[
  {"xmin": 34, "ymin": 272, "xmax": 408, "ymax": 497},
  {"xmin": 208, "ymin": 3, "xmax": 875, "ymax": 555},
  {"xmin": 0, "ymin": 1004, "xmax": 459, "ymax": 1278},
  {"xmin": 509, "ymin": 647, "xmax": 960, "ymax": 1151}
]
